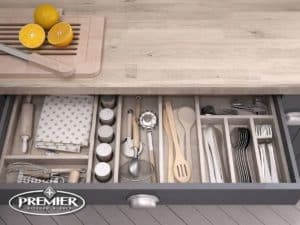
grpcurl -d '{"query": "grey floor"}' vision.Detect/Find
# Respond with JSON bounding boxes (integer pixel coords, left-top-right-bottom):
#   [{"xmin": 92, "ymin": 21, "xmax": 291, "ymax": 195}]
[
  {"xmin": 1, "ymin": 97, "xmax": 300, "ymax": 224},
  {"xmin": 1, "ymin": 204, "xmax": 300, "ymax": 225}
]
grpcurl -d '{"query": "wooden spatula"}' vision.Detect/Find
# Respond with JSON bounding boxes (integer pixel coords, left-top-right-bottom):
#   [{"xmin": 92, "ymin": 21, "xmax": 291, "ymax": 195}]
[
  {"xmin": 163, "ymin": 109, "xmax": 174, "ymax": 183},
  {"xmin": 165, "ymin": 101, "xmax": 191, "ymax": 183},
  {"xmin": 0, "ymin": 43, "xmax": 75, "ymax": 78}
]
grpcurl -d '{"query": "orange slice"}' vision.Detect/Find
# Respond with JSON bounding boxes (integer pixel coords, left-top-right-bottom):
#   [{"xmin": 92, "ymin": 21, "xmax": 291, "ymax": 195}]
[
  {"xmin": 47, "ymin": 22, "xmax": 73, "ymax": 47},
  {"xmin": 19, "ymin": 24, "xmax": 45, "ymax": 49}
]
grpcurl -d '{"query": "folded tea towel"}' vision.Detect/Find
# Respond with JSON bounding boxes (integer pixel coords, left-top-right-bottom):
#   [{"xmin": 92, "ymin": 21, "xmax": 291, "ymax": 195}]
[{"xmin": 35, "ymin": 96, "xmax": 94, "ymax": 153}]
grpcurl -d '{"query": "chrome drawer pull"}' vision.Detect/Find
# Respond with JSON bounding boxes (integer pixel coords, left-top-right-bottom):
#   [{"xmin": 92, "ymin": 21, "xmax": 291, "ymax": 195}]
[
  {"xmin": 286, "ymin": 112, "xmax": 300, "ymax": 126},
  {"xmin": 127, "ymin": 194, "xmax": 159, "ymax": 208}
]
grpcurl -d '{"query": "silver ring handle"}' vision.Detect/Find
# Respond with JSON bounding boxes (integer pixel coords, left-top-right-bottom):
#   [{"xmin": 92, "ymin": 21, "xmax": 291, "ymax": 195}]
[
  {"xmin": 127, "ymin": 194, "xmax": 159, "ymax": 208},
  {"xmin": 286, "ymin": 112, "xmax": 300, "ymax": 126}
]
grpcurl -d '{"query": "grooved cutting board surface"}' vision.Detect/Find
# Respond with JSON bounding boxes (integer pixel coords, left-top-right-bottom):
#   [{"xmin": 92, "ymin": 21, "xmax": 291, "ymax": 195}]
[{"xmin": 0, "ymin": 11, "xmax": 105, "ymax": 78}]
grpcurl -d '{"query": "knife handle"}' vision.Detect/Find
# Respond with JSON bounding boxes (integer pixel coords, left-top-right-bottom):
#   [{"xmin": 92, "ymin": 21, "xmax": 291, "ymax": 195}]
[{"xmin": 29, "ymin": 53, "xmax": 75, "ymax": 78}]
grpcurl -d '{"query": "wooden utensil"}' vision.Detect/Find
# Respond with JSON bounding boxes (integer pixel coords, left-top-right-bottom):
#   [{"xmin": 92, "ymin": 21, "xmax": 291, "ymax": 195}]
[
  {"xmin": 174, "ymin": 110, "xmax": 185, "ymax": 153},
  {"xmin": 163, "ymin": 109, "xmax": 174, "ymax": 183},
  {"xmin": 19, "ymin": 96, "xmax": 34, "ymax": 153},
  {"xmin": 68, "ymin": 170, "xmax": 81, "ymax": 183},
  {"xmin": 177, "ymin": 107, "xmax": 196, "ymax": 170},
  {"xmin": 165, "ymin": 101, "xmax": 191, "ymax": 183},
  {"xmin": 0, "ymin": 43, "xmax": 75, "ymax": 78}
]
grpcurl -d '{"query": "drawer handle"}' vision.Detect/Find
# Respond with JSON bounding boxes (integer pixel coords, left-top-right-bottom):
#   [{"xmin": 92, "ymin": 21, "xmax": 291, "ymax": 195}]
[
  {"xmin": 127, "ymin": 194, "xmax": 159, "ymax": 208},
  {"xmin": 286, "ymin": 112, "xmax": 300, "ymax": 126}
]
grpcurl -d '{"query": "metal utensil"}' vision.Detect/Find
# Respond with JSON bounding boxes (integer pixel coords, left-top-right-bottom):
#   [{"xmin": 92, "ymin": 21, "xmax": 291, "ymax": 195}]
[
  {"xmin": 231, "ymin": 97, "xmax": 267, "ymax": 115},
  {"xmin": 129, "ymin": 118, "xmax": 142, "ymax": 177},
  {"xmin": 122, "ymin": 109, "xmax": 142, "ymax": 157},
  {"xmin": 256, "ymin": 124, "xmax": 273, "ymax": 139},
  {"xmin": 255, "ymin": 124, "xmax": 279, "ymax": 183},
  {"xmin": 230, "ymin": 128, "xmax": 251, "ymax": 183},
  {"xmin": 6, "ymin": 162, "xmax": 85, "ymax": 183},
  {"xmin": 201, "ymin": 105, "xmax": 238, "ymax": 115},
  {"xmin": 165, "ymin": 101, "xmax": 191, "ymax": 183},
  {"xmin": 139, "ymin": 110, "xmax": 158, "ymax": 182},
  {"xmin": 17, "ymin": 171, "xmax": 64, "ymax": 184},
  {"xmin": 120, "ymin": 115, "xmax": 153, "ymax": 181},
  {"xmin": 203, "ymin": 126, "xmax": 224, "ymax": 183}
]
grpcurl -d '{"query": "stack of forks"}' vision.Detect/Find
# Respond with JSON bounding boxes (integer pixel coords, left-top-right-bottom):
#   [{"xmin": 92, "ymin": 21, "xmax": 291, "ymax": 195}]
[
  {"xmin": 230, "ymin": 127, "xmax": 253, "ymax": 183},
  {"xmin": 255, "ymin": 124, "xmax": 279, "ymax": 183}
]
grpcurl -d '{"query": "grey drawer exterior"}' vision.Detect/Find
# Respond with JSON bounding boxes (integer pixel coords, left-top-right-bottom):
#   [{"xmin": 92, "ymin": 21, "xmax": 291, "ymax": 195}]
[{"xmin": 0, "ymin": 96, "xmax": 299, "ymax": 205}]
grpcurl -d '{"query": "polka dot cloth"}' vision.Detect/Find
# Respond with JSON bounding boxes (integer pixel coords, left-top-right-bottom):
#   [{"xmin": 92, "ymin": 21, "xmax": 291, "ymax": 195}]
[{"xmin": 35, "ymin": 96, "xmax": 94, "ymax": 153}]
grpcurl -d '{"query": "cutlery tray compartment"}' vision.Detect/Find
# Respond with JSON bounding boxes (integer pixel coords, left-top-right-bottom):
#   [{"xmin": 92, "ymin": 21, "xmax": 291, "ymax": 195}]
[
  {"xmin": 160, "ymin": 96, "xmax": 290, "ymax": 184},
  {"xmin": 0, "ymin": 95, "xmax": 98, "ymax": 184},
  {"xmin": 0, "ymin": 95, "xmax": 299, "ymax": 204}
]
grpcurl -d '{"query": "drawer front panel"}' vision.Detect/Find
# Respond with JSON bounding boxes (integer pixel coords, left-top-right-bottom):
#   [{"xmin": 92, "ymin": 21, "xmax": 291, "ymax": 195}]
[
  {"xmin": 0, "ymin": 95, "xmax": 299, "ymax": 205},
  {"xmin": 0, "ymin": 183, "xmax": 300, "ymax": 204}
]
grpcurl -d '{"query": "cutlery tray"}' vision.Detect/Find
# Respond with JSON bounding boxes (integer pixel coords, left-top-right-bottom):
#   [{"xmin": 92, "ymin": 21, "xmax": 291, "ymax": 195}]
[{"xmin": 0, "ymin": 95, "xmax": 292, "ymax": 185}]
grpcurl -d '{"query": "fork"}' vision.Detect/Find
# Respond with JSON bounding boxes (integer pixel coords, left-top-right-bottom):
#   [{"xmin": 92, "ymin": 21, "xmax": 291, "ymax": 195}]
[
  {"xmin": 255, "ymin": 124, "xmax": 279, "ymax": 183},
  {"xmin": 231, "ymin": 128, "xmax": 251, "ymax": 183}
]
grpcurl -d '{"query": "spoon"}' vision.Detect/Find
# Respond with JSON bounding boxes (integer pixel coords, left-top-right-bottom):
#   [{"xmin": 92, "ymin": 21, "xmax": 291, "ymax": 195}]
[{"xmin": 177, "ymin": 107, "xmax": 196, "ymax": 170}]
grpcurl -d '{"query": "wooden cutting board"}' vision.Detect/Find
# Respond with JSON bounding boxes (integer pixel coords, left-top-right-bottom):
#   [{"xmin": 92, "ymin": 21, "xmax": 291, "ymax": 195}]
[{"xmin": 0, "ymin": 9, "xmax": 105, "ymax": 78}]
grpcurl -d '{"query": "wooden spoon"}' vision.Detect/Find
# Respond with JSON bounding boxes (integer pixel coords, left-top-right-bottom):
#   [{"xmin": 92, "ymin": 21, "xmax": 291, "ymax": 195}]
[
  {"xmin": 177, "ymin": 107, "xmax": 196, "ymax": 170},
  {"xmin": 165, "ymin": 102, "xmax": 191, "ymax": 183}
]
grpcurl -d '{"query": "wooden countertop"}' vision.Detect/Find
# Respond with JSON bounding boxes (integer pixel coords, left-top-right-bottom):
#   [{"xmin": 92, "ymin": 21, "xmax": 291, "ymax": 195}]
[{"xmin": 1, "ymin": 0, "xmax": 300, "ymax": 95}]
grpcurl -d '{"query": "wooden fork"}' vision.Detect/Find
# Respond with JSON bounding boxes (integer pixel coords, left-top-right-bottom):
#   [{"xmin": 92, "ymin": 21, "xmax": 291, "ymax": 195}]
[{"xmin": 165, "ymin": 101, "xmax": 191, "ymax": 183}]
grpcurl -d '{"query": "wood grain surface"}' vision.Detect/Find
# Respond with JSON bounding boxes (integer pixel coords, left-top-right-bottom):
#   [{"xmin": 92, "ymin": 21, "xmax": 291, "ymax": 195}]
[{"xmin": 0, "ymin": 0, "xmax": 300, "ymax": 94}]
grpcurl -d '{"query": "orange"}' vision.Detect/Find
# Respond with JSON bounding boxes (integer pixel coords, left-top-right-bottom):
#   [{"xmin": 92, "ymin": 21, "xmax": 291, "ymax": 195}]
[
  {"xmin": 47, "ymin": 22, "xmax": 73, "ymax": 47},
  {"xmin": 34, "ymin": 3, "xmax": 60, "ymax": 30},
  {"xmin": 19, "ymin": 24, "xmax": 45, "ymax": 49}
]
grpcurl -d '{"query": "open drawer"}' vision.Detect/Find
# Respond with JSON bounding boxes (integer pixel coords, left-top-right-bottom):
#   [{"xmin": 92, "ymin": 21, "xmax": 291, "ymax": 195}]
[{"xmin": 0, "ymin": 95, "xmax": 299, "ymax": 206}]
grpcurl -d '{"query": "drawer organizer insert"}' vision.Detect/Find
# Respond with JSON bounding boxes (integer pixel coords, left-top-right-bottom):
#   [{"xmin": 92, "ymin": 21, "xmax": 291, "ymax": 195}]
[{"xmin": 0, "ymin": 95, "xmax": 292, "ymax": 184}]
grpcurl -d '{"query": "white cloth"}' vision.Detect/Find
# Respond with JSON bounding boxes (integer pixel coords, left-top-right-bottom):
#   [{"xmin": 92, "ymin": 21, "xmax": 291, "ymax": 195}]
[{"xmin": 35, "ymin": 96, "xmax": 94, "ymax": 153}]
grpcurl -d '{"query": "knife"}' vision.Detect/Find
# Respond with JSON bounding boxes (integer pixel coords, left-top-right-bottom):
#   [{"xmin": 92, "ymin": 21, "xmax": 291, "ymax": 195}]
[{"xmin": 0, "ymin": 43, "xmax": 75, "ymax": 77}]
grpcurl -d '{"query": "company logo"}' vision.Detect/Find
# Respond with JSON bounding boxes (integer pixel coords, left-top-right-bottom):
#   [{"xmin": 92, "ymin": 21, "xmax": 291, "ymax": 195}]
[{"xmin": 9, "ymin": 187, "xmax": 85, "ymax": 216}]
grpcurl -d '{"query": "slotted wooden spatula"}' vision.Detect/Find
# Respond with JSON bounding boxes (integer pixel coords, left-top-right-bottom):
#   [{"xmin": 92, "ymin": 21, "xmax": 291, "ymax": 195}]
[{"xmin": 165, "ymin": 101, "xmax": 191, "ymax": 183}]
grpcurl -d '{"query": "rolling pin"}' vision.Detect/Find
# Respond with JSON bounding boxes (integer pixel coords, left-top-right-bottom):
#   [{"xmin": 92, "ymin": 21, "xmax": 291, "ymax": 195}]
[
  {"xmin": 68, "ymin": 170, "xmax": 81, "ymax": 183},
  {"xmin": 20, "ymin": 96, "xmax": 34, "ymax": 153}
]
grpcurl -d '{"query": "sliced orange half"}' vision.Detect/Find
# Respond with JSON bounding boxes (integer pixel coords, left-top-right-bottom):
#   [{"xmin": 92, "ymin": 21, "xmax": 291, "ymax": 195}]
[
  {"xmin": 19, "ymin": 23, "xmax": 45, "ymax": 49},
  {"xmin": 47, "ymin": 22, "xmax": 73, "ymax": 47}
]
